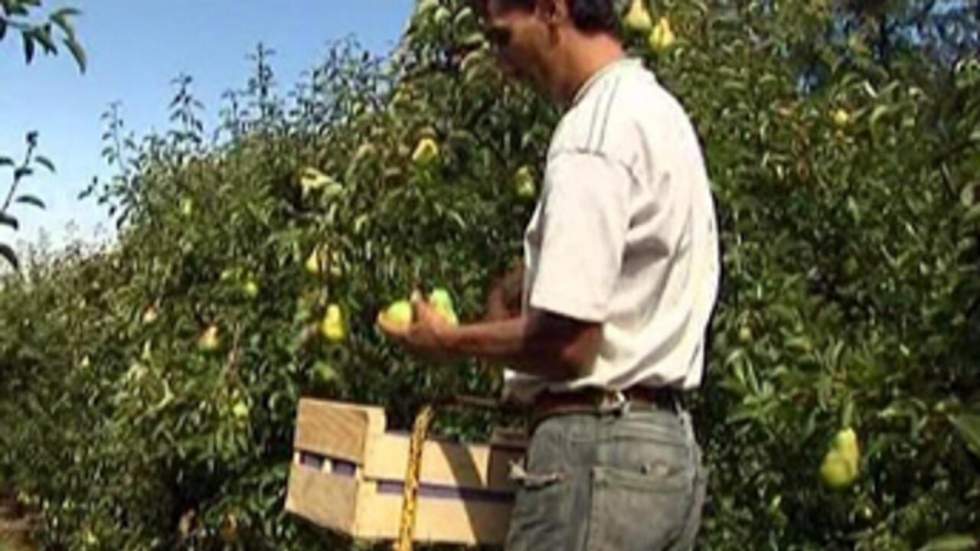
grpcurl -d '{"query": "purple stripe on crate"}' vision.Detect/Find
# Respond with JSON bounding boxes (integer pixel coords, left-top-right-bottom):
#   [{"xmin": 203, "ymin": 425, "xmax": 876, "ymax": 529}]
[
  {"xmin": 376, "ymin": 480, "xmax": 515, "ymax": 504},
  {"xmin": 297, "ymin": 452, "xmax": 358, "ymax": 478},
  {"xmin": 332, "ymin": 460, "xmax": 357, "ymax": 477},
  {"xmin": 299, "ymin": 452, "xmax": 324, "ymax": 470}
]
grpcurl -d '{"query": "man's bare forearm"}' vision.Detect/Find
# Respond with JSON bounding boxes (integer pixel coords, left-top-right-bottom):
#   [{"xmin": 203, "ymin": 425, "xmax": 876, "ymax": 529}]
[{"xmin": 440, "ymin": 315, "xmax": 594, "ymax": 381}]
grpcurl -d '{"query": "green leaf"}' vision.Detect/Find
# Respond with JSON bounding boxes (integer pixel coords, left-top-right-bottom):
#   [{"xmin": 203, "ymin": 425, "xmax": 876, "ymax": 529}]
[
  {"xmin": 16, "ymin": 195, "xmax": 45, "ymax": 209},
  {"xmin": 63, "ymin": 36, "xmax": 86, "ymax": 73},
  {"xmin": 0, "ymin": 156, "xmax": 13, "ymax": 167},
  {"xmin": 965, "ymin": 204, "xmax": 980, "ymax": 225},
  {"xmin": 0, "ymin": 212, "xmax": 18, "ymax": 230},
  {"xmin": 34, "ymin": 155, "xmax": 55, "ymax": 173},
  {"xmin": 0, "ymin": 243, "xmax": 18, "ymax": 271},
  {"xmin": 32, "ymin": 25, "xmax": 56, "ymax": 54},
  {"xmin": 950, "ymin": 413, "xmax": 980, "ymax": 458},
  {"xmin": 50, "ymin": 7, "xmax": 81, "ymax": 36},
  {"xmin": 917, "ymin": 534, "xmax": 978, "ymax": 551},
  {"xmin": 22, "ymin": 31, "xmax": 35, "ymax": 64}
]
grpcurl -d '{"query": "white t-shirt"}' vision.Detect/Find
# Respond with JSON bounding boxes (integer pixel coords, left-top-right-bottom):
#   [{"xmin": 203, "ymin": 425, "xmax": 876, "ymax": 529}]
[{"xmin": 503, "ymin": 58, "xmax": 721, "ymax": 404}]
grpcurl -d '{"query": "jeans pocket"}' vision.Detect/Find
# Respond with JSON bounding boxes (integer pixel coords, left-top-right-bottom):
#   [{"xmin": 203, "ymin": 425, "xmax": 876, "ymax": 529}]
[
  {"xmin": 505, "ymin": 424, "xmax": 572, "ymax": 551},
  {"xmin": 585, "ymin": 464, "xmax": 691, "ymax": 551},
  {"xmin": 504, "ymin": 465, "xmax": 570, "ymax": 551}
]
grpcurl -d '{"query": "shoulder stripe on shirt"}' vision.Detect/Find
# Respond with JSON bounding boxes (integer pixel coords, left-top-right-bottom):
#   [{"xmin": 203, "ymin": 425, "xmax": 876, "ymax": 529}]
[
  {"xmin": 594, "ymin": 76, "xmax": 624, "ymax": 151},
  {"xmin": 585, "ymin": 79, "xmax": 616, "ymax": 150}
]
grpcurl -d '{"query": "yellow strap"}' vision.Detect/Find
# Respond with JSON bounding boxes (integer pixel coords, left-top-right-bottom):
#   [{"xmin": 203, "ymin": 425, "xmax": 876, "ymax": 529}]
[{"xmin": 394, "ymin": 404, "xmax": 436, "ymax": 551}]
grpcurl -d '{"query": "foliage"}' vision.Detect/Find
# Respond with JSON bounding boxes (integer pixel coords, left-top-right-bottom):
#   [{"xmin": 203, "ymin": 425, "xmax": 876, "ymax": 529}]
[
  {"xmin": 0, "ymin": 0, "xmax": 84, "ymax": 270},
  {"xmin": 0, "ymin": 0, "xmax": 978, "ymax": 550}
]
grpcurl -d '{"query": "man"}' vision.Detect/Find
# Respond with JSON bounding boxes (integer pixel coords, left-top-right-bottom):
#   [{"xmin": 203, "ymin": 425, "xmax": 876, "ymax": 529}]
[{"xmin": 378, "ymin": 0, "xmax": 721, "ymax": 549}]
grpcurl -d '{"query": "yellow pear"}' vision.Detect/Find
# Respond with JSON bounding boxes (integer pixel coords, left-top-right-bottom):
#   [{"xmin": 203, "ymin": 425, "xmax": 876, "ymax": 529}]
[
  {"xmin": 412, "ymin": 137, "xmax": 440, "ymax": 166},
  {"xmin": 648, "ymin": 17, "xmax": 676, "ymax": 53},
  {"xmin": 321, "ymin": 304, "xmax": 347, "ymax": 343},
  {"xmin": 142, "ymin": 305, "xmax": 159, "ymax": 324},
  {"xmin": 197, "ymin": 325, "xmax": 221, "ymax": 352},
  {"xmin": 624, "ymin": 0, "xmax": 653, "ymax": 34},
  {"xmin": 820, "ymin": 428, "xmax": 860, "ymax": 489},
  {"xmin": 380, "ymin": 300, "xmax": 414, "ymax": 330},
  {"xmin": 304, "ymin": 245, "xmax": 329, "ymax": 276},
  {"xmin": 220, "ymin": 513, "xmax": 239, "ymax": 544},
  {"xmin": 832, "ymin": 109, "xmax": 851, "ymax": 128}
]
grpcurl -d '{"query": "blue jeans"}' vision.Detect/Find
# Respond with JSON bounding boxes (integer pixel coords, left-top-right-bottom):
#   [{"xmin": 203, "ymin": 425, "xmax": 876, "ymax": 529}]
[{"xmin": 505, "ymin": 404, "xmax": 706, "ymax": 551}]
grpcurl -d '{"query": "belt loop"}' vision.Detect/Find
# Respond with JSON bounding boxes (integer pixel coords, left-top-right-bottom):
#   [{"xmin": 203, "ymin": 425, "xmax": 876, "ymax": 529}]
[{"xmin": 598, "ymin": 390, "xmax": 629, "ymax": 417}]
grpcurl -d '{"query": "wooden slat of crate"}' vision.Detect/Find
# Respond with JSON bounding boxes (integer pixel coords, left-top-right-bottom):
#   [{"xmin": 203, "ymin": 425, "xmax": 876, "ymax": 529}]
[
  {"xmin": 285, "ymin": 463, "xmax": 357, "ymax": 533},
  {"xmin": 293, "ymin": 400, "xmax": 386, "ymax": 464},
  {"xmin": 363, "ymin": 433, "xmax": 522, "ymax": 492},
  {"xmin": 354, "ymin": 491, "xmax": 514, "ymax": 546}
]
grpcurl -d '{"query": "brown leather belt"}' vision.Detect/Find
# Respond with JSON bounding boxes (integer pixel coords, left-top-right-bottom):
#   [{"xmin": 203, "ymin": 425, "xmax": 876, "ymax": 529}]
[{"xmin": 529, "ymin": 386, "xmax": 679, "ymax": 430}]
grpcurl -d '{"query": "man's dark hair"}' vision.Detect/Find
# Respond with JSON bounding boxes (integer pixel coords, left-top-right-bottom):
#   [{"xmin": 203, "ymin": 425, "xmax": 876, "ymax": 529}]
[{"xmin": 485, "ymin": 0, "xmax": 621, "ymax": 35}]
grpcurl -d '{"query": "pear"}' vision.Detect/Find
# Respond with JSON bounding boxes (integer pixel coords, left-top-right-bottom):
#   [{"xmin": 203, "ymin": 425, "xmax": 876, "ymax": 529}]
[
  {"xmin": 648, "ymin": 17, "xmax": 676, "ymax": 53},
  {"xmin": 142, "ymin": 305, "xmax": 159, "ymax": 324},
  {"xmin": 429, "ymin": 287, "xmax": 459, "ymax": 326},
  {"xmin": 304, "ymin": 245, "xmax": 329, "ymax": 276},
  {"xmin": 242, "ymin": 280, "xmax": 259, "ymax": 299},
  {"xmin": 832, "ymin": 109, "xmax": 851, "ymax": 128},
  {"xmin": 380, "ymin": 300, "xmax": 414, "ymax": 330},
  {"xmin": 514, "ymin": 166, "xmax": 537, "ymax": 201},
  {"xmin": 412, "ymin": 137, "xmax": 440, "ymax": 166},
  {"xmin": 624, "ymin": 0, "xmax": 653, "ymax": 34},
  {"xmin": 820, "ymin": 428, "xmax": 860, "ymax": 489},
  {"xmin": 180, "ymin": 198, "xmax": 194, "ymax": 217},
  {"xmin": 298, "ymin": 167, "xmax": 341, "ymax": 196},
  {"xmin": 220, "ymin": 513, "xmax": 239, "ymax": 544},
  {"xmin": 197, "ymin": 325, "xmax": 221, "ymax": 352},
  {"xmin": 231, "ymin": 400, "xmax": 249, "ymax": 420},
  {"xmin": 320, "ymin": 304, "xmax": 347, "ymax": 343}
]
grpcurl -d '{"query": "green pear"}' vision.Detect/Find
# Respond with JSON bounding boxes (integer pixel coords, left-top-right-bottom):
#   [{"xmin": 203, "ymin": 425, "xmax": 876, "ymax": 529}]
[
  {"xmin": 242, "ymin": 280, "xmax": 260, "ymax": 299},
  {"xmin": 514, "ymin": 166, "xmax": 537, "ymax": 201},
  {"xmin": 231, "ymin": 400, "xmax": 249, "ymax": 420},
  {"xmin": 429, "ymin": 288, "xmax": 459, "ymax": 326},
  {"xmin": 624, "ymin": 0, "xmax": 653, "ymax": 34}
]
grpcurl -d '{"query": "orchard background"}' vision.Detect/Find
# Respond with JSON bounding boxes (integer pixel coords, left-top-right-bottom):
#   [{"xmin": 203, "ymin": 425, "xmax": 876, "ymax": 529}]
[{"xmin": 1, "ymin": 0, "xmax": 979, "ymax": 549}]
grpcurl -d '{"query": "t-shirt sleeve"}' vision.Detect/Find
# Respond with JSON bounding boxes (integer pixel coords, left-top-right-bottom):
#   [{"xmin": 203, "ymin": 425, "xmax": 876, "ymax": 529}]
[{"xmin": 528, "ymin": 152, "xmax": 632, "ymax": 322}]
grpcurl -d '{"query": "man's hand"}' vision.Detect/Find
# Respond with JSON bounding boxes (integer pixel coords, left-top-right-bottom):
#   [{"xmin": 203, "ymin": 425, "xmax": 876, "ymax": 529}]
[{"xmin": 377, "ymin": 292, "xmax": 457, "ymax": 362}]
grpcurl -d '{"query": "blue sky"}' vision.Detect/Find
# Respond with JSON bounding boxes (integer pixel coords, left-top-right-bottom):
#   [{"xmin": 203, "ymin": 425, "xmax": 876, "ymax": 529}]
[{"xmin": 1, "ymin": 1, "xmax": 415, "ymax": 251}]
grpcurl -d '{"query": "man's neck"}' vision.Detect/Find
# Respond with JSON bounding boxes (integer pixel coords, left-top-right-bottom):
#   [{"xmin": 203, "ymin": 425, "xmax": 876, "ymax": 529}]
[{"xmin": 553, "ymin": 33, "xmax": 626, "ymax": 107}]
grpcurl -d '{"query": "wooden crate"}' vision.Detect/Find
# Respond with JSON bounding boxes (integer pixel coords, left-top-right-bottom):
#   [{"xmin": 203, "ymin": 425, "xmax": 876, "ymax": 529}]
[{"xmin": 285, "ymin": 399, "xmax": 526, "ymax": 546}]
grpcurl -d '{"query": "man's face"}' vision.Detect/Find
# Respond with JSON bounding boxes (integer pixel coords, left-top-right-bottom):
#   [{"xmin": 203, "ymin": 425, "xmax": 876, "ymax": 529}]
[{"xmin": 483, "ymin": 0, "xmax": 551, "ymax": 91}]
